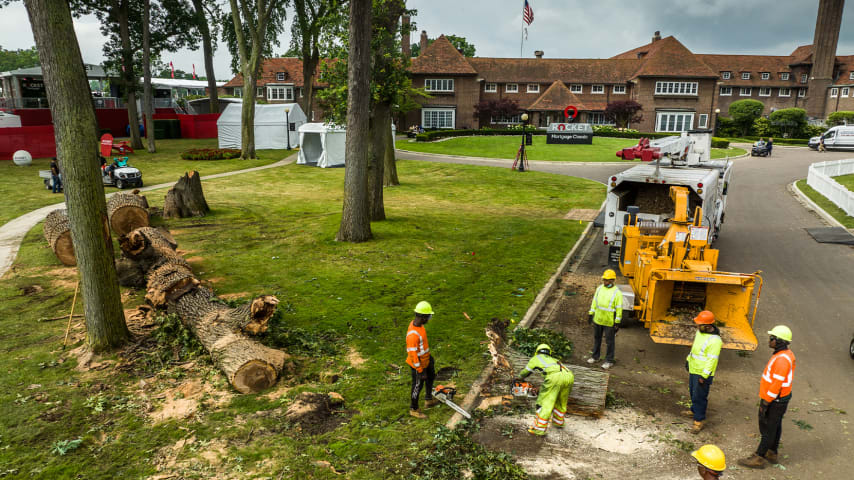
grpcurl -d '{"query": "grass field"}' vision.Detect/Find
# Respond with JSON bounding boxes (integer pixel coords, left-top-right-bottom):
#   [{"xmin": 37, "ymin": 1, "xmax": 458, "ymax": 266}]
[
  {"xmin": 834, "ymin": 173, "xmax": 854, "ymax": 192},
  {"xmin": 396, "ymin": 136, "xmax": 746, "ymax": 161},
  {"xmin": 0, "ymin": 159, "xmax": 603, "ymax": 478},
  {"xmin": 0, "ymin": 139, "xmax": 288, "ymax": 227},
  {"xmin": 796, "ymin": 179, "xmax": 854, "ymax": 228}
]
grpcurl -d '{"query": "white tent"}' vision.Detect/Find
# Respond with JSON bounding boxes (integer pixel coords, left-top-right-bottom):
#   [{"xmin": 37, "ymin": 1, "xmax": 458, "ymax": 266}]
[
  {"xmin": 217, "ymin": 103, "xmax": 306, "ymax": 149},
  {"xmin": 297, "ymin": 123, "xmax": 347, "ymax": 168},
  {"xmin": 0, "ymin": 111, "xmax": 22, "ymax": 128}
]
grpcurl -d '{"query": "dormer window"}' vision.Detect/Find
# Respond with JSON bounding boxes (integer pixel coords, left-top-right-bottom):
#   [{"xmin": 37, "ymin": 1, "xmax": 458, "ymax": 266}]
[
  {"xmin": 850, "ymin": 72, "xmax": 854, "ymax": 80},
  {"xmin": 722, "ymin": 71, "xmax": 731, "ymax": 80},
  {"xmin": 276, "ymin": 72, "xmax": 286, "ymax": 81},
  {"xmin": 742, "ymin": 72, "xmax": 750, "ymax": 80},
  {"xmin": 781, "ymin": 73, "xmax": 790, "ymax": 81},
  {"xmin": 801, "ymin": 73, "xmax": 808, "ymax": 83},
  {"xmin": 761, "ymin": 72, "xmax": 770, "ymax": 80}
]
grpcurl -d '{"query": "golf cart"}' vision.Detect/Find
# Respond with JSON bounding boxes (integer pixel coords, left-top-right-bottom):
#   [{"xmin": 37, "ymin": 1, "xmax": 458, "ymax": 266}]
[
  {"xmin": 751, "ymin": 141, "xmax": 770, "ymax": 157},
  {"xmin": 38, "ymin": 170, "xmax": 62, "ymax": 192},
  {"xmin": 102, "ymin": 156, "xmax": 143, "ymax": 189}
]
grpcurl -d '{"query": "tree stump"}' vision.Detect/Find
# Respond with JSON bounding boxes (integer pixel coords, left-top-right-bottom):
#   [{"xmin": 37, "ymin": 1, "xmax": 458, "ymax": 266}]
[
  {"xmin": 118, "ymin": 226, "xmax": 286, "ymax": 393},
  {"xmin": 107, "ymin": 190, "xmax": 150, "ymax": 236},
  {"xmin": 43, "ymin": 209, "xmax": 76, "ymax": 266},
  {"xmin": 163, "ymin": 171, "xmax": 210, "ymax": 219}
]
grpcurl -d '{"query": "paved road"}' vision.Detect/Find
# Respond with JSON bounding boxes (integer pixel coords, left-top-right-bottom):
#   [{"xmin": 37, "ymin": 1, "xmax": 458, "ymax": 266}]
[{"xmin": 399, "ymin": 146, "xmax": 854, "ymax": 475}]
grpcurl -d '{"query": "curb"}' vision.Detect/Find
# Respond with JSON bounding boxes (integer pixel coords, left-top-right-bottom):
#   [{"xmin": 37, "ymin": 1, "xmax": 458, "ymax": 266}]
[
  {"xmin": 445, "ymin": 205, "xmax": 601, "ymax": 428},
  {"xmin": 789, "ymin": 180, "xmax": 846, "ymax": 228}
]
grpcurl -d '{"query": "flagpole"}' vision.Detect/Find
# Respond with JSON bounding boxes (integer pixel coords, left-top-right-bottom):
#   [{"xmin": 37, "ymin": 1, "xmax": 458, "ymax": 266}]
[{"xmin": 521, "ymin": 24, "xmax": 524, "ymax": 58}]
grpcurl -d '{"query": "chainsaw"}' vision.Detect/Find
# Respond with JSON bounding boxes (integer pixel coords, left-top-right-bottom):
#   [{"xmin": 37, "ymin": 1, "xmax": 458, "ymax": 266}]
[
  {"xmin": 432, "ymin": 385, "xmax": 471, "ymax": 419},
  {"xmin": 510, "ymin": 379, "xmax": 539, "ymax": 398}
]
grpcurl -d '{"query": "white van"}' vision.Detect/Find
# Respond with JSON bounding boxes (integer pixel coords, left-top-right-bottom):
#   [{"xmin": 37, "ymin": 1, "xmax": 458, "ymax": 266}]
[{"xmin": 809, "ymin": 125, "xmax": 854, "ymax": 150}]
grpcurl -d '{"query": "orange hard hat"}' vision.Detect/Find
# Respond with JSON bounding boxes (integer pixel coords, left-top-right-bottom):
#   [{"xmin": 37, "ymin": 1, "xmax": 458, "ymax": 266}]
[{"xmin": 693, "ymin": 311, "xmax": 715, "ymax": 325}]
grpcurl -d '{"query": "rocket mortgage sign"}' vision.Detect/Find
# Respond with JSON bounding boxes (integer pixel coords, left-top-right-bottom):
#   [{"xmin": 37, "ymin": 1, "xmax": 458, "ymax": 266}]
[{"xmin": 546, "ymin": 123, "xmax": 593, "ymax": 144}]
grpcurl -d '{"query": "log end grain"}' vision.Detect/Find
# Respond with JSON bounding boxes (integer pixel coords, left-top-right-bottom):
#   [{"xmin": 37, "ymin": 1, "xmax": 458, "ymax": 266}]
[
  {"xmin": 231, "ymin": 359, "xmax": 278, "ymax": 394},
  {"xmin": 110, "ymin": 207, "xmax": 150, "ymax": 237},
  {"xmin": 54, "ymin": 232, "xmax": 76, "ymax": 266}
]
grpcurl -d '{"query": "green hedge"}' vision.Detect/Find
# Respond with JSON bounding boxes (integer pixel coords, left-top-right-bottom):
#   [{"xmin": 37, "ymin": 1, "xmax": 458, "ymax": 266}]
[{"xmin": 415, "ymin": 128, "xmax": 729, "ymax": 148}]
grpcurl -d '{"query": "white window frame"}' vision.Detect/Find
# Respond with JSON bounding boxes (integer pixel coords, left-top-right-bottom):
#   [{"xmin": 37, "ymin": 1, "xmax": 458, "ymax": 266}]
[
  {"xmin": 655, "ymin": 111, "xmax": 694, "ymax": 133},
  {"xmin": 490, "ymin": 113, "xmax": 522, "ymax": 124},
  {"xmin": 233, "ymin": 87, "xmax": 243, "ymax": 98},
  {"xmin": 742, "ymin": 72, "xmax": 751, "ymax": 80},
  {"xmin": 299, "ymin": 87, "xmax": 304, "ymax": 98},
  {"xmin": 424, "ymin": 79, "xmax": 455, "ymax": 92},
  {"xmin": 759, "ymin": 87, "xmax": 771, "ymax": 97},
  {"xmin": 801, "ymin": 73, "xmax": 808, "ymax": 83},
  {"xmin": 505, "ymin": 83, "xmax": 518, "ymax": 93},
  {"xmin": 850, "ymin": 72, "xmax": 854, "ymax": 80},
  {"xmin": 654, "ymin": 81, "xmax": 698, "ymax": 96},
  {"xmin": 276, "ymin": 72, "xmax": 286, "ymax": 81},
  {"xmin": 719, "ymin": 86, "xmax": 732, "ymax": 96},
  {"xmin": 422, "ymin": 108, "xmax": 455, "ymax": 129},
  {"xmin": 267, "ymin": 86, "xmax": 294, "ymax": 101},
  {"xmin": 527, "ymin": 84, "xmax": 539, "ymax": 93},
  {"xmin": 843, "ymin": 87, "xmax": 850, "ymax": 98},
  {"xmin": 256, "ymin": 87, "xmax": 264, "ymax": 97},
  {"xmin": 781, "ymin": 73, "xmax": 790, "ymax": 81},
  {"xmin": 740, "ymin": 87, "xmax": 752, "ymax": 96},
  {"xmin": 570, "ymin": 84, "xmax": 582, "ymax": 93},
  {"xmin": 587, "ymin": 112, "xmax": 615, "ymax": 125},
  {"xmin": 779, "ymin": 88, "xmax": 791, "ymax": 97},
  {"xmin": 698, "ymin": 114, "xmax": 708, "ymax": 129},
  {"xmin": 484, "ymin": 83, "xmax": 497, "ymax": 93},
  {"xmin": 798, "ymin": 88, "xmax": 806, "ymax": 97},
  {"xmin": 830, "ymin": 88, "xmax": 839, "ymax": 98},
  {"xmin": 722, "ymin": 71, "xmax": 731, "ymax": 80},
  {"xmin": 612, "ymin": 85, "xmax": 626, "ymax": 94},
  {"xmin": 591, "ymin": 84, "xmax": 605, "ymax": 94},
  {"xmin": 761, "ymin": 72, "xmax": 770, "ymax": 80}
]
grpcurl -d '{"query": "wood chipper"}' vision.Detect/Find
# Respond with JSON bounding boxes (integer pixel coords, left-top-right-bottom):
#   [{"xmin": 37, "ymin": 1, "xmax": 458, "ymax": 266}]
[{"xmin": 619, "ymin": 185, "xmax": 762, "ymax": 351}]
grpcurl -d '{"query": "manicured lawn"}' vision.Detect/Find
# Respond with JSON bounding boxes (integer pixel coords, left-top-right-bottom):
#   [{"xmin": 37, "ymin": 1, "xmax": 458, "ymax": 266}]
[
  {"xmin": 834, "ymin": 173, "xmax": 854, "ymax": 192},
  {"xmin": 0, "ymin": 160, "xmax": 604, "ymax": 479},
  {"xmin": 0, "ymin": 138, "xmax": 289, "ymax": 227},
  {"xmin": 796, "ymin": 179, "xmax": 854, "ymax": 228},
  {"xmin": 396, "ymin": 136, "xmax": 746, "ymax": 161}
]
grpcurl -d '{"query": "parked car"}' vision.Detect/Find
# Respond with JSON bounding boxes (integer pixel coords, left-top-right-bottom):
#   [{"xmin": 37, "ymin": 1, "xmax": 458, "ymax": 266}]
[{"xmin": 809, "ymin": 125, "xmax": 854, "ymax": 150}]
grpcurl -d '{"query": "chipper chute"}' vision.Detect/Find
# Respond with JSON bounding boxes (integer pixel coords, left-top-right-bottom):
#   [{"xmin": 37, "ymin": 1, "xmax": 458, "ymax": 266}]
[{"xmin": 619, "ymin": 186, "xmax": 763, "ymax": 351}]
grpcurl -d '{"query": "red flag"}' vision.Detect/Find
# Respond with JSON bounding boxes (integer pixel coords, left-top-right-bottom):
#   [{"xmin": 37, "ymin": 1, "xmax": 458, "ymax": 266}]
[
  {"xmin": 192, "ymin": 64, "xmax": 197, "ymax": 80},
  {"xmin": 170, "ymin": 61, "xmax": 175, "ymax": 79}
]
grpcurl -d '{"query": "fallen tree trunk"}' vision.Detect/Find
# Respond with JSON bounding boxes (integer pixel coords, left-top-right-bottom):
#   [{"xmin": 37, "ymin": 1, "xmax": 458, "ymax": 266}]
[
  {"xmin": 43, "ymin": 209, "xmax": 76, "ymax": 266},
  {"xmin": 107, "ymin": 190, "xmax": 150, "ymax": 236},
  {"xmin": 163, "ymin": 171, "xmax": 210, "ymax": 219},
  {"xmin": 118, "ymin": 226, "xmax": 286, "ymax": 393}
]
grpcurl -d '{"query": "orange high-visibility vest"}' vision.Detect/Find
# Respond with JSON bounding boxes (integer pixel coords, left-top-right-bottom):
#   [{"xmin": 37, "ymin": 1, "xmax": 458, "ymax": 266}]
[
  {"xmin": 759, "ymin": 349, "xmax": 795, "ymax": 403},
  {"xmin": 406, "ymin": 322, "xmax": 430, "ymax": 372}
]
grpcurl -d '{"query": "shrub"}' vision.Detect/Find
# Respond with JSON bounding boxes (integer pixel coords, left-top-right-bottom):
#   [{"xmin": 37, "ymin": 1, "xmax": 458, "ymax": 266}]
[
  {"xmin": 728, "ymin": 99, "xmax": 765, "ymax": 136},
  {"xmin": 769, "ymin": 108, "xmax": 807, "ymax": 138},
  {"xmin": 511, "ymin": 327, "xmax": 573, "ymax": 361},
  {"xmin": 802, "ymin": 124, "xmax": 826, "ymax": 138},
  {"xmin": 753, "ymin": 117, "xmax": 772, "ymax": 137},
  {"xmin": 715, "ymin": 116, "xmax": 741, "ymax": 138},
  {"xmin": 711, "ymin": 137, "xmax": 730, "ymax": 148},
  {"xmin": 180, "ymin": 148, "xmax": 242, "ymax": 160},
  {"xmin": 827, "ymin": 111, "xmax": 854, "ymax": 126}
]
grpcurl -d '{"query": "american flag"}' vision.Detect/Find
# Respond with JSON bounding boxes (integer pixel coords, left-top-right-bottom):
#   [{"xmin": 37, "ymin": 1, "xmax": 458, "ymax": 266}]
[{"xmin": 523, "ymin": 0, "xmax": 534, "ymax": 25}]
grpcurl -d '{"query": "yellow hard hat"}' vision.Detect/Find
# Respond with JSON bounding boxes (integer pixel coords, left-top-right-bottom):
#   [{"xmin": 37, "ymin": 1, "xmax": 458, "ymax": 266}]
[
  {"xmin": 691, "ymin": 444, "xmax": 726, "ymax": 472},
  {"xmin": 414, "ymin": 301, "xmax": 434, "ymax": 315},
  {"xmin": 602, "ymin": 269, "xmax": 617, "ymax": 280},
  {"xmin": 767, "ymin": 325, "xmax": 792, "ymax": 342}
]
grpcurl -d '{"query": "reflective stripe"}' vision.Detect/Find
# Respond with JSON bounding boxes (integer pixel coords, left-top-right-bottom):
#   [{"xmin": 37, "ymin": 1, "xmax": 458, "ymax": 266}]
[
  {"xmin": 598, "ymin": 307, "xmax": 616, "ymax": 312},
  {"xmin": 407, "ymin": 347, "xmax": 417, "ymax": 351},
  {"xmin": 708, "ymin": 354, "xmax": 719, "ymax": 359},
  {"xmin": 413, "ymin": 362, "xmax": 421, "ymax": 367},
  {"xmin": 536, "ymin": 354, "xmax": 558, "ymax": 369},
  {"xmin": 762, "ymin": 373, "xmax": 772, "ymax": 383},
  {"xmin": 766, "ymin": 390, "xmax": 778, "ymax": 398},
  {"xmin": 703, "ymin": 369, "xmax": 712, "ymax": 375},
  {"xmin": 407, "ymin": 330, "xmax": 421, "ymax": 338},
  {"xmin": 524, "ymin": 367, "xmax": 532, "ymax": 372},
  {"xmin": 772, "ymin": 374, "xmax": 786, "ymax": 381}
]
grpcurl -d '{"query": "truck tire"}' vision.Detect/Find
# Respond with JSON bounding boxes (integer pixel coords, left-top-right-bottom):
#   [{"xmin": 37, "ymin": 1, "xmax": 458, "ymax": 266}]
[
  {"xmin": 44, "ymin": 179, "xmax": 50, "ymax": 189},
  {"xmin": 116, "ymin": 179, "xmax": 124, "ymax": 189},
  {"xmin": 849, "ymin": 338, "xmax": 854, "ymax": 359}
]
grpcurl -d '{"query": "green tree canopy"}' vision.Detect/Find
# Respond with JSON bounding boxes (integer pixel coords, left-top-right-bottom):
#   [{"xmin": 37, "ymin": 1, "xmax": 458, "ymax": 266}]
[
  {"xmin": 0, "ymin": 45, "xmax": 40, "ymax": 71},
  {"xmin": 827, "ymin": 111, "xmax": 854, "ymax": 126},
  {"xmin": 768, "ymin": 107, "xmax": 807, "ymax": 137},
  {"xmin": 410, "ymin": 34, "xmax": 475, "ymax": 57},
  {"xmin": 728, "ymin": 99, "xmax": 765, "ymax": 136}
]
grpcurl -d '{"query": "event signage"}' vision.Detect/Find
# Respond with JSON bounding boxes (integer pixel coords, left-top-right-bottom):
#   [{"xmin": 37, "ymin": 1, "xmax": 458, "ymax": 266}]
[{"xmin": 546, "ymin": 123, "xmax": 594, "ymax": 144}]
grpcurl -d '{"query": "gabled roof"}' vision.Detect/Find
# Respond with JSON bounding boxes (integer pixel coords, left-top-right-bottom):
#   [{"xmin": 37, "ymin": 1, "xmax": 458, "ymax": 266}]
[
  {"xmin": 410, "ymin": 35, "xmax": 477, "ymax": 75},
  {"xmin": 528, "ymin": 81, "xmax": 589, "ymax": 111},
  {"xmin": 834, "ymin": 55, "xmax": 854, "ymax": 85},
  {"xmin": 466, "ymin": 58, "xmax": 640, "ymax": 84},
  {"xmin": 697, "ymin": 54, "xmax": 796, "ymax": 86},
  {"xmin": 789, "ymin": 45, "xmax": 814, "ymax": 65},
  {"xmin": 223, "ymin": 57, "xmax": 329, "ymax": 88},
  {"xmin": 613, "ymin": 36, "xmax": 717, "ymax": 78}
]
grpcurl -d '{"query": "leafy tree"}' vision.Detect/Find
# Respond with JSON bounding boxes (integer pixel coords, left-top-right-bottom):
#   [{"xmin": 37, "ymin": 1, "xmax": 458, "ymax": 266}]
[
  {"xmin": 728, "ymin": 99, "xmax": 765, "ymax": 136},
  {"xmin": 769, "ymin": 107, "xmax": 807, "ymax": 137},
  {"xmin": 189, "ymin": 0, "xmax": 222, "ymax": 113},
  {"xmin": 605, "ymin": 100, "xmax": 643, "ymax": 128},
  {"xmin": 0, "ymin": 45, "xmax": 40, "ymax": 71},
  {"xmin": 223, "ymin": 0, "xmax": 289, "ymax": 159},
  {"xmin": 290, "ymin": 0, "xmax": 345, "ymax": 122},
  {"xmin": 473, "ymin": 98, "xmax": 520, "ymax": 125},
  {"xmin": 24, "ymin": 0, "xmax": 129, "ymax": 351},
  {"xmin": 410, "ymin": 34, "xmax": 475, "ymax": 57},
  {"xmin": 827, "ymin": 111, "xmax": 854, "ymax": 126},
  {"xmin": 753, "ymin": 116, "xmax": 772, "ymax": 137}
]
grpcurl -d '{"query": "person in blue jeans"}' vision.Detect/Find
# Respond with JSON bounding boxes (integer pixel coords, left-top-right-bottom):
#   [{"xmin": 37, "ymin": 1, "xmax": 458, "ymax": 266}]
[
  {"xmin": 49, "ymin": 157, "xmax": 62, "ymax": 193},
  {"xmin": 767, "ymin": 137, "xmax": 773, "ymax": 156},
  {"xmin": 683, "ymin": 310, "xmax": 722, "ymax": 434}
]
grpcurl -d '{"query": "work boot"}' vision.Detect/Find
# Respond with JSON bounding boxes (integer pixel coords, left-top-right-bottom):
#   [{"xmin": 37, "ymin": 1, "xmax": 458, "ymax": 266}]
[
  {"xmin": 527, "ymin": 427, "xmax": 546, "ymax": 436},
  {"xmin": 763, "ymin": 450, "xmax": 779, "ymax": 464},
  {"xmin": 737, "ymin": 454, "xmax": 767, "ymax": 469},
  {"xmin": 680, "ymin": 410, "xmax": 694, "ymax": 418},
  {"xmin": 424, "ymin": 398, "xmax": 440, "ymax": 408},
  {"xmin": 586, "ymin": 357, "xmax": 597, "ymax": 365},
  {"xmin": 409, "ymin": 409, "xmax": 427, "ymax": 419},
  {"xmin": 690, "ymin": 420, "xmax": 704, "ymax": 434}
]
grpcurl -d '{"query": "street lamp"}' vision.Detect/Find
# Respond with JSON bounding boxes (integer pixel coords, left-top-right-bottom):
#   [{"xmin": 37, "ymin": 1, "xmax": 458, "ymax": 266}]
[
  {"xmin": 713, "ymin": 108, "xmax": 721, "ymax": 137},
  {"xmin": 518, "ymin": 112, "xmax": 529, "ymax": 172},
  {"xmin": 285, "ymin": 107, "xmax": 292, "ymax": 151}
]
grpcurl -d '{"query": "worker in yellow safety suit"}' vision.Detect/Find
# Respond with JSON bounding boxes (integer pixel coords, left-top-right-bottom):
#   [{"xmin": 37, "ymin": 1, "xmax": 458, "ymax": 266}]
[
  {"xmin": 692, "ymin": 444, "xmax": 726, "ymax": 478},
  {"xmin": 587, "ymin": 269, "xmax": 622, "ymax": 369},
  {"xmin": 683, "ymin": 311, "xmax": 723, "ymax": 434},
  {"xmin": 517, "ymin": 344, "xmax": 574, "ymax": 436}
]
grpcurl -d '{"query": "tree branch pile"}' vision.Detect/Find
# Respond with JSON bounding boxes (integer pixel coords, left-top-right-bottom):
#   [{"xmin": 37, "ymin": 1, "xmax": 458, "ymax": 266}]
[{"xmin": 118, "ymin": 226, "xmax": 287, "ymax": 393}]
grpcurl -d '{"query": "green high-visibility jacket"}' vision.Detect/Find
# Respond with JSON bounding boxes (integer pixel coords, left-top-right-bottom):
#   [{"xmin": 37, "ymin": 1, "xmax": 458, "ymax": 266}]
[
  {"xmin": 686, "ymin": 330, "xmax": 722, "ymax": 379},
  {"xmin": 519, "ymin": 353, "xmax": 566, "ymax": 378},
  {"xmin": 588, "ymin": 284, "xmax": 623, "ymax": 327}
]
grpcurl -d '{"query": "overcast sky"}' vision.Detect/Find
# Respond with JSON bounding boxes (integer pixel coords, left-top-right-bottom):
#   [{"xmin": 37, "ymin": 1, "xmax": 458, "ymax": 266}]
[{"xmin": 1, "ymin": 0, "xmax": 852, "ymax": 81}]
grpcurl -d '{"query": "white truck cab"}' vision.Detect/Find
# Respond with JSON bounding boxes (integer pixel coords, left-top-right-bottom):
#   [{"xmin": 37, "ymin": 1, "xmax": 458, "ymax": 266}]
[{"xmin": 810, "ymin": 125, "xmax": 854, "ymax": 150}]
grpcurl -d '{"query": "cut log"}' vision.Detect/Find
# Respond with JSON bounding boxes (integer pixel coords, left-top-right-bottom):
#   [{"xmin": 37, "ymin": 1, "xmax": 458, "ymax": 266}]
[
  {"xmin": 118, "ymin": 226, "xmax": 285, "ymax": 393},
  {"xmin": 163, "ymin": 171, "xmax": 210, "ymax": 219},
  {"xmin": 106, "ymin": 191, "xmax": 150, "ymax": 236},
  {"xmin": 43, "ymin": 209, "xmax": 76, "ymax": 266}
]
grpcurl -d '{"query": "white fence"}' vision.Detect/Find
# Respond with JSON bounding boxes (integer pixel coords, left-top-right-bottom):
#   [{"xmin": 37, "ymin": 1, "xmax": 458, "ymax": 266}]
[{"xmin": 807, "ymin": 158, "xmax": 854, "ymax": 217}]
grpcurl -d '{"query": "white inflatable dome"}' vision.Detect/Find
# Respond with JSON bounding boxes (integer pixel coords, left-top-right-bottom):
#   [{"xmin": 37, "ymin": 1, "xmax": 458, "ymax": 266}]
[{"xmin": 12, "ymin": 150, "xmax": 32, "ymax": 166}]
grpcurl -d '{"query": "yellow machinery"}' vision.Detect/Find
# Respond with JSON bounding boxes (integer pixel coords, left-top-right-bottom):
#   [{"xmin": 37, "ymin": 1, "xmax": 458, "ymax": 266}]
[{"xmin": 619, "ymin": 186, "xmax": 762, "ymax": 351}]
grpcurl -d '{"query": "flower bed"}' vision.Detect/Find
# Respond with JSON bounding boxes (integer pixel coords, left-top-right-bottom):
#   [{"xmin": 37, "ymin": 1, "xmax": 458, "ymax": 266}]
[{"xmin": 180, "ymin": 148, "xmax": 242, "ymax": 160}]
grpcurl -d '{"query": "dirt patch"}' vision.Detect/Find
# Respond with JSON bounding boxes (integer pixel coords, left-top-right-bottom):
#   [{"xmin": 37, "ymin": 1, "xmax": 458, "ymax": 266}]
[
  {"xmin": 284, "ymin": 391, "xmax": 355, "ymax": 435},
  {"xmin": 346, "ymin": 346, "xmax": 367, "ymax": 368},
  {"xmin": 436, "ymin": 366, "xmax": 460, "ymax": 381},
  {"xmin": 20, "ymin": 284, "xmax": 44, "ymax": 296},
  {"xmin": 218, "ymin": 292, "xmax": 249, "ymax": 301},
  {"xmin": 185, "ymin": 256, "xmax": 204, "ymax": 264},
  {"xmin": 149, "ymin": 378, "xmax": 234, "ymax": 423},
  {"xmin": 563, "ymin": 209, "xmax": 600, "ymax": 221},
  {"xmin": 205, "ymin": 277, "xmax": 225, "ymax": 284},
  {"xmin": 46, "ymin": 267, "xmax": 78, "ymax": 290}
]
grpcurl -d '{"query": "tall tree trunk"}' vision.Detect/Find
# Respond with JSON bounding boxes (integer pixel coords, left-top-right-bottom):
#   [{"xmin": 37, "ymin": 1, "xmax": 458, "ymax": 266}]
[
  {"xmin": 25, "ymin": 0, "xmax": 130, "ymax": 352},
  {"xmin": 192, "ymin": 0, "xmax": 219, "ymax": 113},
  {"xmin": 383, "ymin": 122, "xmax": 399, "ymax": 186},
  {"xmin": 118, "ymin": 0, "xmax": 143, "ymax": 150},
  {"xmin": 142, "ymin": 0, "xmax": 155, "ymax": 153},
  {"xmin": 336, "ymin": 0, "xmax": 373, "ymax": 242},
  {"xmin": 367, "ymin": 101, "xmax": 390, "ymax": 221},
  {"xmin": 301, "ymin": 50, "xmax": 318, "ymax": 121},
  {"xmin": 239, "ymin": 65, "xmax": 257, "ymax": 159}
]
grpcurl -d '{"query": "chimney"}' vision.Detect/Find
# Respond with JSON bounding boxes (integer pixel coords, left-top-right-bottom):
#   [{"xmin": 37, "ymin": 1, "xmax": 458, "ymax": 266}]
[
  {"xmin": 401, "ymin": 15, "xmax": 411, "ymax": 58},
  {"xmin": 806, "ymin": 0, "xmax": 844, "ymax": 119},
  {"xmin": 420, "ymin": 30, "xmax": 429, "ymax": 55},
  {"xmin": 652, "ymin": 31, "xmax": 661, "ymax": 42},
  {"xmin": 534, "ymin": 50, "xmax": 544, "ymax": 59}
]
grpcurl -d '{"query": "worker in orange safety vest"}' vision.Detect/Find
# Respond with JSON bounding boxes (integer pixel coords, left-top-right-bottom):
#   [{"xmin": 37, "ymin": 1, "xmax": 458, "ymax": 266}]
[
  {"xmin": 738, "ymin": 325, "xmax": 796, "ymax": 469},
  {"xmin": 406, "ymin": 301, "xmax": 439, "ymax": 418}
]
